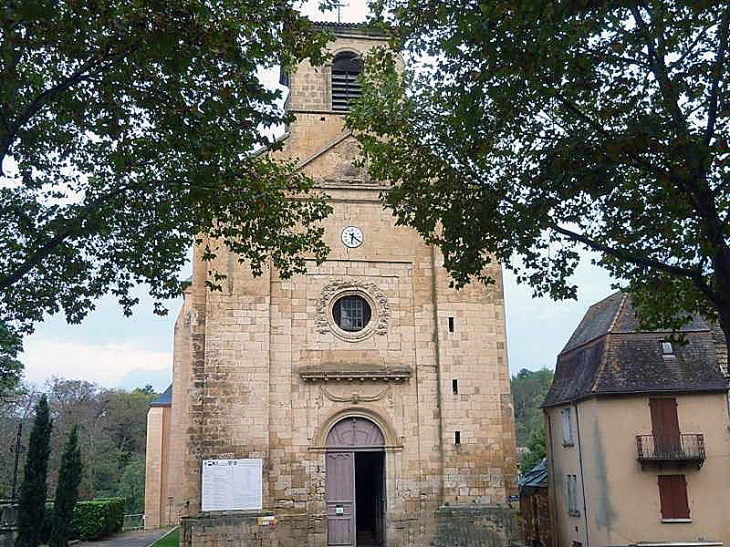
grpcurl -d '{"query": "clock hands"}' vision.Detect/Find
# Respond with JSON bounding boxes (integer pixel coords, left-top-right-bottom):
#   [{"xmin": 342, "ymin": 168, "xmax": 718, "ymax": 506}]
[{"xmin": 342, "ymin": 227, "xmax": 362, "ymax": 248}]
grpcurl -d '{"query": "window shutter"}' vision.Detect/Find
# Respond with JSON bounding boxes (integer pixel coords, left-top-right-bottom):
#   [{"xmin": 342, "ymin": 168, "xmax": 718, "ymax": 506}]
[
  {"xmin": 658, "ymin": 475, "xmax": 689, "ymax": 519},
  {"xmin": 562, "ymin": 408, "xmax": 573, "ymax": 445}
]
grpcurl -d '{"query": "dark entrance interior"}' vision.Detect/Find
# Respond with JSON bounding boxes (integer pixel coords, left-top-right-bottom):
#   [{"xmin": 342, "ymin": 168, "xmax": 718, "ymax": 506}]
[{"xmin": 355, "ymin": 451, "xmax": 385, "ymax": 546}]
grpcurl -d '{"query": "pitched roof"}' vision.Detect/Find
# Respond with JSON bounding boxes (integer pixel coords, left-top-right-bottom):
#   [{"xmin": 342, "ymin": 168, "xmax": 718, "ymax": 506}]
[
  {"xmin": 519, "ymin": 458, "xmax": 548, "ymax": 496},
  {"xmin": 150, "ymin": 384, "xmax": 172, "ymax": 407},
  {"xmin": 543, "ymin": 292, "xmax": 727, "ymax": 408}
]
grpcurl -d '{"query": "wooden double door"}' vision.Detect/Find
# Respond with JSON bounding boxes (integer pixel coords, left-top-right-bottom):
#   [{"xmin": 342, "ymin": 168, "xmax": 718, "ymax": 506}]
[{"xmin": 325, "ymin": 418, "xmax": 386, "ymax": 547}]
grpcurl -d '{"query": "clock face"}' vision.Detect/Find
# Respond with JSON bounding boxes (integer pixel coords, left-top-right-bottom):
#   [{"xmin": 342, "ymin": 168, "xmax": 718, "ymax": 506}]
[{"xmin": 341, "ymin": 226, "xmax": 363, "ymax": 248}]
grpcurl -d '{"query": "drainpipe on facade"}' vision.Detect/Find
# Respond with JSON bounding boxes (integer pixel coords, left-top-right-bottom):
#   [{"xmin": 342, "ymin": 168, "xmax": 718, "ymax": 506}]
[
  {"xmin": 546, "ymin": 414, "xmax": 560, "ymax": 547},
  {"xmin": 574, "ymin": 403, "xmax": 590, "ymax": 547}
]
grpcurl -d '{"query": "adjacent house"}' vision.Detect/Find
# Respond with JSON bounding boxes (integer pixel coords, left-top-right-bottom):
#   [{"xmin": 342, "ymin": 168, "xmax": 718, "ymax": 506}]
[{"xmin": 543, "ymin": 291, "xmax": 730, "ymax": 547}]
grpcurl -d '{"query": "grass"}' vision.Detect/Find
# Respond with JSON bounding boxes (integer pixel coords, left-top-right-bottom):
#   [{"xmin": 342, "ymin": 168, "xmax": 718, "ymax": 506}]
[{"xmin": 148, "ymin": 527, "xmax": 179, "ymax": 547}]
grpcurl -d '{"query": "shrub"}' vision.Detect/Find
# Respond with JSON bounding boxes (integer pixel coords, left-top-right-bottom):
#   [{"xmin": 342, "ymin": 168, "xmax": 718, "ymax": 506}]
[
  {"xmin": 16, "ymin": 396, "xmax": 52, "ymax": 547},
  {"xmin": 40, "ymin": 503, "xmax": 54, "ymax": 545},
  {"xmin": 73, "ymin": 498, "xmax": 125, "ymax": 541},
  {"xmin": 50, "ymin": 426, "xmax": 83, "ymax": 547}
]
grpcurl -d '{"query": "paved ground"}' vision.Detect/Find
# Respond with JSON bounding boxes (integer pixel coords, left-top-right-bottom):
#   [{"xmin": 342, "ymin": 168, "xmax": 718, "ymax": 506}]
[{"xmin": 79, "ymin": 527, "xmax": 174, "ymax": 547}]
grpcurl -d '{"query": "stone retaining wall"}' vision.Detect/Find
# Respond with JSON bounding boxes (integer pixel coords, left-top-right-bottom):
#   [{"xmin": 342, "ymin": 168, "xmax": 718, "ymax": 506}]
[
  {"xmin": 181, "ymin": 505, "xmax": 521, "ymax": 547},
  {"xmin": 433, "ymin": 505, "xmax": 522, "ymax": 547}
]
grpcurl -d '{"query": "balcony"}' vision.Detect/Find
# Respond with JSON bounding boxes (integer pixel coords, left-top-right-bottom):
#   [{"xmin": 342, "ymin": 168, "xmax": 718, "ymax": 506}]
[{"xmin": 636, "ymin": 434, "xmax": 706, "ymax": 470}]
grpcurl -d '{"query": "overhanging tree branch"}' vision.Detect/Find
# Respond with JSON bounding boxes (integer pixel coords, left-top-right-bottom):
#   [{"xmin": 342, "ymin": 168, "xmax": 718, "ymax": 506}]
[
  {"xmin": 630, "ymin": 2, "xmax": 689, "ymax": 138},
  {"xmin": 550, "ymin": 223, "xmax": 709, "ymax": 288},
  {"xmin": 705, "ymin": 3, "xmax": 730, "ymax": 146},
  {"xmin": 0, "ymin": 45, "xmax": 137, "ymax": 169},
  {"xmin": 0, "ymin": 182, "xmax": 136, "ymax": 291}
]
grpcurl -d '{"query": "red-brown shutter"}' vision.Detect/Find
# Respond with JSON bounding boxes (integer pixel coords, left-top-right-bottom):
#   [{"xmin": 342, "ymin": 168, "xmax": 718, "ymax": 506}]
[
  {"xmin": 658, "ymin": 475, "xmax": 690, "ymax": 519},
  {"xmin": 650, "ymin": 398, "xmax": 681, "ymax": 453}
]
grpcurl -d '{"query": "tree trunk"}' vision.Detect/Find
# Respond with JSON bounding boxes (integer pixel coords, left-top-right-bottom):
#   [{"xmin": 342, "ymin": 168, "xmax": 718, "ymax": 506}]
[{"xmin": 713, "ymin": 247, "xmax": 730, "ymax": 375}]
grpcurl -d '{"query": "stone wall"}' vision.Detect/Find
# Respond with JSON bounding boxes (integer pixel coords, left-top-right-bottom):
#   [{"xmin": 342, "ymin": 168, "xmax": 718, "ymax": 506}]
[
  {"xmin": 520, "ymin": 489, "xmax": 551, "ymax": 547},
  {"xmin": 432, "ymin": 505, "xmax": 521, "ymax": 547},
  {"xmin": 181, "ymin": 506, "xmax": 521, "ymax": 547}
]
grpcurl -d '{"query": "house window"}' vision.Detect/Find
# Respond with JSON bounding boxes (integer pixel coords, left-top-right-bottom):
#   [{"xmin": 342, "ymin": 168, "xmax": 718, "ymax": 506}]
[
  {"xmin": 332, "ymin": 52, "xmax": 362, "ymax": 112},
  {"xmin": 662, "ymin": 341, "xmax": 674, "ymax": 355},
  {"xmin": 562, "ymin": 407, "xmax": 574, "ymax": 446},
  {"xmin": 566, "ymin": 475, "xmax": 580, "ymax": 516},
  {"xmin": 658, "ymin": 474, "xmax": 690, "ymax": 520}
]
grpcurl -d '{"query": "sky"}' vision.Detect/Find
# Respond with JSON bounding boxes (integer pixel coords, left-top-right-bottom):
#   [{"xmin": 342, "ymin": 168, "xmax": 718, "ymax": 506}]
[{"xmin": 18, "ymin": 0, "xmax": 618, "ymax": 393}]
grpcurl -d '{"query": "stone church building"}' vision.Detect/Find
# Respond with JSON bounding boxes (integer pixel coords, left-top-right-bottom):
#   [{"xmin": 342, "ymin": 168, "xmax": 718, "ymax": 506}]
[{"xmin": 145, "ymin": 23, "xmax": 518, "ymax": 547}]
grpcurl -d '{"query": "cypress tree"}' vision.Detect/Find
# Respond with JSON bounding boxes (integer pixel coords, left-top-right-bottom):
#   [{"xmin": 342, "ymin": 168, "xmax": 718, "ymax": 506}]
[
  {"xmin": 16, "ymin": 395, "xmax": 52, "ymax": 547},
  {"xmin": 50, "ymin": 425, "xmax": 82, "ymax": 547}
]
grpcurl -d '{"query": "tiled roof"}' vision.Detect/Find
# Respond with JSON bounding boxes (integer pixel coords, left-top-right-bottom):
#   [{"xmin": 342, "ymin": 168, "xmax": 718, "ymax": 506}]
[
  {"xmin": 543, "ymin": 293, "xmax": 727, "ymax": 408},
  {"xmin": 150, "ymin": 384, "xmax": 172, "ymax": 407}
]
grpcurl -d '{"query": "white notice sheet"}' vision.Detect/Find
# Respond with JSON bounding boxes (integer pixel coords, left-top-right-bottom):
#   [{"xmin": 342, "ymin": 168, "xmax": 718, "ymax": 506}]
[{"xmin": 201, "ymin": 458, "xmax": 263, "ymax": 511}]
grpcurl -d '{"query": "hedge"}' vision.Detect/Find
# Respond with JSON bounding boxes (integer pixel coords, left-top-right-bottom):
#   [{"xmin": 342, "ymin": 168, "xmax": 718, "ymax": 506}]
[
  {"xmin": 73, "ymin": 498, "xmax": 125, "ymax": 541},
  {"xmin": 40, "ymin": 498, "xmax": 125, "ymax": 543}
]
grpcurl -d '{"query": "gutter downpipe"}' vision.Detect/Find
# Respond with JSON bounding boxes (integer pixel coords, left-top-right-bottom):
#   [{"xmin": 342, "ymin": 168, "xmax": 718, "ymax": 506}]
[
  {"xmin": 574, "ymin": 402, "xmax": 590, "ymax": 547},
  {"xmin": 546, "ymin": 413, "xmax": 560, "ymax": 547}
]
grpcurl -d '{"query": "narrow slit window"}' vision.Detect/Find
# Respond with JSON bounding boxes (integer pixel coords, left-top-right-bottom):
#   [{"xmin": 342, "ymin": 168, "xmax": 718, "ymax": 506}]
[
  {"xmin": 448, "ymin": 317, "xmax": 455, "ymax": 333},
  {"xmin": 452, "ymin": 379, "xmax": 458, "ymax": 394},
  {"xmin": 454, "ymin": 431, "xmax": 461, "ymax": 445}
]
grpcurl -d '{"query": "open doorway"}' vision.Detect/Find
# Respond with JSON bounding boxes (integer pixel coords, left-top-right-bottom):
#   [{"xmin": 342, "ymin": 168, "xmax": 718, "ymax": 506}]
[{"xmin": 355, "ymin": 451, "xmax": 385, "ymax": 546}]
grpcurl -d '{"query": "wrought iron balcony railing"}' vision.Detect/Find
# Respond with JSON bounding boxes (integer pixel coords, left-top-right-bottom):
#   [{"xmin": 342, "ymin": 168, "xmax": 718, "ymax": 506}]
[{"xmin": 636, "ymin": 434, "xmax": 706, "ymax": 469}]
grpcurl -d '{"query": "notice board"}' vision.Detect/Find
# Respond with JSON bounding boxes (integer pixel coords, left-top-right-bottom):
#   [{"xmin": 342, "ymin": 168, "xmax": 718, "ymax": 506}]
[{"xmin": 201, "ymin": 458, "xmax": 263, "ymax": 511}]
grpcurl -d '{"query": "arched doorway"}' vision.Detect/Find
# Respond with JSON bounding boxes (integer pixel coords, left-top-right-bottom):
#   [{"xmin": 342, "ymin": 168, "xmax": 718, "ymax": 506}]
[{"xmin": 326, "ymin": 417, "xmax": 386, "ymax": 547}]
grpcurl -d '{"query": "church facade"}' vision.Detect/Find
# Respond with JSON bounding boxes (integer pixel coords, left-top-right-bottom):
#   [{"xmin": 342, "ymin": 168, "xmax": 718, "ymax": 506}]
[{"xmin": 145, "ymin": 23, "xmax": 518, "ymax": 547}]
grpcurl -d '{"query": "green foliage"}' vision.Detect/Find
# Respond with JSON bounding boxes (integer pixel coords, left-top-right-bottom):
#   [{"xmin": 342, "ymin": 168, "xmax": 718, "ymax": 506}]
[
  {"xmin": 16, "ymin": 395, "xmax": 52, "ymax": 547},
  {"xmin": 511, "ymin": 368, "xmax": 554, "ymax": 447},
  {"xmin": 50, "ymin": 425, "xmax": 82, "ymax": 547},
  {"xmin": 350, "ymin": 0, "xmax": 730, "ymax": 342},
  {"xmin": 40, "ymin": 503, "xmax": 54, "ymax": 545},
  {"xmin": 72, "ymin": 498, "xmax": 125, "ymax": 541},
  {"xmin": 117, "ymin": 455, "xmax": 145, "ymax": 514},
  {"xmin": 0, "ymin": 322, "xmax": 23, "ymax": 398},
  {"xmin": 521, "ymin": 425, "xmax": 547, "ymax": 473},
  {"xmin": 44, "ymin": 379, "xmax": 155, "ymax": 501},
  {"xmin": 0, "ymin": 0, "xmax": 333, "ymax": 337}
]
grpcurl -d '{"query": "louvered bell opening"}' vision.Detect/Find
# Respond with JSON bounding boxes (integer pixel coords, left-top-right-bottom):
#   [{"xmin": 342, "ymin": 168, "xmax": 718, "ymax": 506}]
[
  {"xmin": 332, "ymin": 52, "xmax": 362, "ymax": 113},
  {"xmin": 332, "ymin": 71, "xmax": 362, "ymax": 112}
]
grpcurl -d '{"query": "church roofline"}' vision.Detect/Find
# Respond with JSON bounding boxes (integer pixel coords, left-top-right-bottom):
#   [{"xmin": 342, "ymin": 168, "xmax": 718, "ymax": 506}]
[{"xmin": 311, "ymin": 21, "xmax": 390, "ymax": 38}]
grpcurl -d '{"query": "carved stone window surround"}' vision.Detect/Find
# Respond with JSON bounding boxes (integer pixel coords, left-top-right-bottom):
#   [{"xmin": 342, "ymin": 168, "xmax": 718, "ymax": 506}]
[{"xmin": 316, "ymin": 279, "xmax": 389, "ymax": 341}]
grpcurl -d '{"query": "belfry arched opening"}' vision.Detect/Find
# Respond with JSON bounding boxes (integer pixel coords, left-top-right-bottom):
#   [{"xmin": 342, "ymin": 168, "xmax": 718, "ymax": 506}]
[{"xmin": 326, "ymin": 417, "xmax": 385, "ymax": 547}]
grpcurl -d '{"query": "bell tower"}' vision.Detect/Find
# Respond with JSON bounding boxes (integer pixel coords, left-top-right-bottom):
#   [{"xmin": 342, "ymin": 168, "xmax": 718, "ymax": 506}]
[
  {"xmin": 279, "ymin": 23, "xmax": 389, "ymax": 160},
  {"xmin": 146, "ymin": 21, "xmax": 518, "ymax": 547}
]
